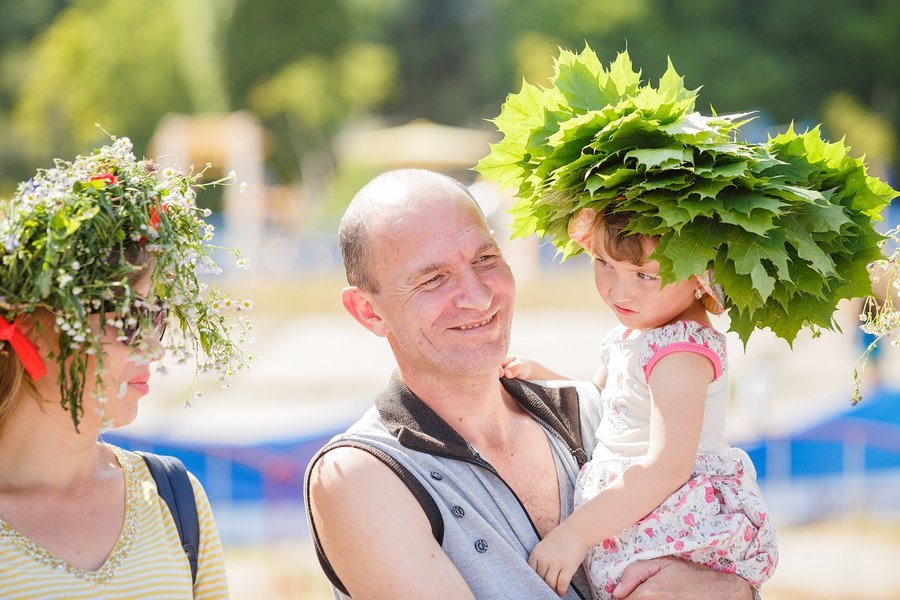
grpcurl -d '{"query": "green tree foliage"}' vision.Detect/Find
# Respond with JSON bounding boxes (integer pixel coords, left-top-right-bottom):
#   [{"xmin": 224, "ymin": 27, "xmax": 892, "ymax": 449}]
[
  {"xmin": 222, "ymin": 0, "xmax": 351, "ymax": 106},
  {"xmin": 0, "ymin": 0, "xmax": 68, "ymax": 188},
  {"xmin": 12, "ymin": 0, "xmax": 192, "ymax": 163},
  {"xmin": 248, "ymin": 43, "xmax": 398, "ymax": 179},
  {"xmin": 1, "ymin": 0, "xmax": 898, "ymax": 198}
]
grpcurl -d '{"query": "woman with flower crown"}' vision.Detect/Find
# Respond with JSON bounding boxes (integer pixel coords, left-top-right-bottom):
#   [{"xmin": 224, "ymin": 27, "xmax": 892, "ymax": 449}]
[{"xmin": 0, "ymin": 136, "xmax": 251, "ymax": 599}]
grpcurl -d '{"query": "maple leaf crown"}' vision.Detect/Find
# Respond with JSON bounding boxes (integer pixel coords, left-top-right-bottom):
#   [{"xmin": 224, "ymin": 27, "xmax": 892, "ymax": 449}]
[{"xmin": 476, "ymin": 46, "xmax": 897, "ymax": 344}]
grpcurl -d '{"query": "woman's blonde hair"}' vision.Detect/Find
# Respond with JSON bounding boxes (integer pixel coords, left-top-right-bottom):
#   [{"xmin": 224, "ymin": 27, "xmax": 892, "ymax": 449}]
[
  {"xmin": 0, "ymin": 317, "xmax": 43, "ymax": 432},
  {"xmin": 0, "ymin": 249, "xmax": 153, "ymax": 434}
]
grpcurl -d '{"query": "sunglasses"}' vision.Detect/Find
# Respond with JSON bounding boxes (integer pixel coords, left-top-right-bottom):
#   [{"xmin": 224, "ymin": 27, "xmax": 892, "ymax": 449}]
[{"xmin": 98, "ymin": 298, "xmax": 169, "ymax": 346}]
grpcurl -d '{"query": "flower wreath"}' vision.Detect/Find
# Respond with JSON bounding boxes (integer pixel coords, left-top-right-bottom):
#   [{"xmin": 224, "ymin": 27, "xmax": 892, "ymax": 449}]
[
  {"xmin": 0, "ymin": 134, "xmax": 253, "ymax": 429},
  {"xmin": 477, "ymin": 46, "xmax": 898, "ymax": 345}
]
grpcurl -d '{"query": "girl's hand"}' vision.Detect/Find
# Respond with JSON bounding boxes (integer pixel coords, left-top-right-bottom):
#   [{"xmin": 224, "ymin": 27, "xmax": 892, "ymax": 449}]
[
  {"xmin": 528, "ymin": 524, "xmax": 591, "ymax": 596},
  {"xmin": 500, "ymin": 355, "xmax": 569, "ymax": 380},
  {"xmin": 500, "ymin": 355, "xmax": 534, "ymax": 379}
]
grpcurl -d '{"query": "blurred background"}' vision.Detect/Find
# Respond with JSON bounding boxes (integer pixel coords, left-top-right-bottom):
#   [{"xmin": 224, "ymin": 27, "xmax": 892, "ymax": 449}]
[{"xmin": 2, "ymin": 0, "xmax": 899, "ymax": 598}]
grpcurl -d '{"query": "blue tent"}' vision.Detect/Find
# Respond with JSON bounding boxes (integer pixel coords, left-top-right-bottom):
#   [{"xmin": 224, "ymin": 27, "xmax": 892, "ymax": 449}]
[
  {"xmin": 742, "ymin": 386, "xmax": 900, "ymax": 480},
  {"xmin": 107, "ymin": 387, "xmax": 900, "ymax": 505}
]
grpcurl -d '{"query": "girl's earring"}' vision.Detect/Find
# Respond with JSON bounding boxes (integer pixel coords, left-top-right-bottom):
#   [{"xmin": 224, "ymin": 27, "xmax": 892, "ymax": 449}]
[{"xmin": 694, "ymin": 288, "xmax": 704, "ymax": 300}]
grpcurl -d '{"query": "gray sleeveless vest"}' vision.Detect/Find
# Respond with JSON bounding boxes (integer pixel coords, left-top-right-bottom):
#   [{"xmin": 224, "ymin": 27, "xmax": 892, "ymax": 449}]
[{"xmin": 304, "ymin": 375, "xmax": 604, "ymax": 600}]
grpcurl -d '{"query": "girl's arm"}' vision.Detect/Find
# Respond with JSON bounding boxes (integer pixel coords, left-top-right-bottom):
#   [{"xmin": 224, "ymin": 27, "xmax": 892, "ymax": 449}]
[{"xmin": 527, "ymin": 351, "xmax": 712, "ymax": 596}]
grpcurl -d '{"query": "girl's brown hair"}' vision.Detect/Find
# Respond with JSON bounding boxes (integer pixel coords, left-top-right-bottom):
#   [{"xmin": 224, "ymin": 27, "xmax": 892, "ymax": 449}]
[{"xmin": 595, "ymin": 205, "xmax": 653, "ymax": 265}]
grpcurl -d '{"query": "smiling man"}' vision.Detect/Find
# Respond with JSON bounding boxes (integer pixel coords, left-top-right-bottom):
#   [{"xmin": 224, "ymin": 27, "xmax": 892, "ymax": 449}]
[{"xmin": 303, "ymin": 169, "xmax": 755, "ymax": 600}]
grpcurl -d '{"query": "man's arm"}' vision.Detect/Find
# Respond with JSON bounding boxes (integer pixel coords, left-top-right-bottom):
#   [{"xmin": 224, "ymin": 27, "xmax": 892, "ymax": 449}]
[
  {"xmin": 614, "ymin": 557, "xmax": 755, "ymax": 600},
  {"xmin": 308, "ymin": 447, "xmax": 476, "ymax": 600}
]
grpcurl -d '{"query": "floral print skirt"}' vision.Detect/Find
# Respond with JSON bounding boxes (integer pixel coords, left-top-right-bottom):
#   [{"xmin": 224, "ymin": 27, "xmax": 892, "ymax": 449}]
[{"xmin": 574, "ymin": 451, "xmax": 777, "ymax": 600}]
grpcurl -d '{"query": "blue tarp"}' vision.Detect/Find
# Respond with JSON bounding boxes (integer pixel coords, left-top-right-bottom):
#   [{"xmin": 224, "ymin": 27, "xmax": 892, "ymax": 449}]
[
  {"xmin": 107, "ymin": 387, "xmax": 900, "ymax": 504},
  {"xmin": 742, "ymin": 386, "xmax": 900, "ymax": 479}
]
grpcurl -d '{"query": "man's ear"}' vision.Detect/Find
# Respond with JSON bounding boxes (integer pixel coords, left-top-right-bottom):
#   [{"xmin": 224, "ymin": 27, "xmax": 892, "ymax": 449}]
[{"xmin": 341, "ymin": 286, "xmax": 388, "ymax": 337}]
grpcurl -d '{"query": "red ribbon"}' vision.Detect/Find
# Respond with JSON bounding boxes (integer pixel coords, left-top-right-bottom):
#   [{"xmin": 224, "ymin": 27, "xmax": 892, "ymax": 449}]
[{"xmin": 0, "ymin": 316, "xmax": 47, "ymax": 380}]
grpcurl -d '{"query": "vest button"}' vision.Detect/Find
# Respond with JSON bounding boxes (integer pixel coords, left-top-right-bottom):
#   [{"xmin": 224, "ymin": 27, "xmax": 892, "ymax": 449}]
[
  {"xmin": 474, "ymin": 539, "xmax": 488, "ymax": 553},
  {"xmin": 451, "ymin": 506, "xmax": 465, "ymax": 519},
  {"xmin": 430, "ymin": 471, "xmax": 444, "ymax": 480}
]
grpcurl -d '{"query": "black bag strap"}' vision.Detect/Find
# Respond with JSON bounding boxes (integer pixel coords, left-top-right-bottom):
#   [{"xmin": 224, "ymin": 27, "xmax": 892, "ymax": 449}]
[{"xmin": 137, "ymin": 451, "xmax": 200, "ymax": 584}]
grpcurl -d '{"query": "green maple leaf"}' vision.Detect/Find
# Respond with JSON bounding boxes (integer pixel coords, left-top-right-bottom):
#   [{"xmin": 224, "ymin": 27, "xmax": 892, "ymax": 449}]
[
  {"xmin": 491, "ymin": 80, "xmax": 546, "ymax": 144},
  {"xmin": 642, "ymin": 194, "xmax": 692, "ymax": 232},
  {"xmin": 653, "ymin": 220, "xmax": 720, "ymax": 283},
  {"xmin": 780, "ymin": 215, "xmax": 836, "ymax": 276},
  {"xmin": 594, "ymin": 112, "xmax": 669, "ymax": 153},
  {"xmin": 721, "ymin": 189, "xmax": 785, "ymax": 216},
  {"xmin": 713, "ymin": 246, "xmax": 760, "ymax": 308},
  {"xmin": 657, "ymin": 57, "xmax": 696, "ymax": 102},
  {"xmin": 838, "ymin": 168, "xmax": 897, "ymax": 217},
  {"xmin": 764, "ymin": 301, "xmax": 811, "ymax": 346},
  {"xmin": 787, "ymin": 256, "xmax": 830, "ymax": 299},
  {"xmin": 724, "ymin": 229, "xmax": 793, "ymax": 301},
  {"xmin": 676, "ymin": 193, "xmax": 720, "ymax": 219},
  {"xmin": 708, "ymin": 160, "xmax": 749, "ymax": 179},
  {"xmin": 475, "ymin": 141, "xmax": 527, "ymax": 192},
  {"xmin": 585, "ymin": 166, "xmax": 636, "ymax": 193},
  {"xmin": 832, "ymin": 250, "xmax": 878, "ymax": 300},
  {"xmin": 718, "ymin": 207, "xmax": 777, "ymax": 236},
  {"xmin": 688, "ymin": 179, "xmax": 732, "ymax": 201},
  {"xmin": 727, "ymin": 305, "xmax": 759, "ymax": 346},
  {"xmin": 524, "ymin": 107, "xmax": 572, "ymax": 157},
  {"xmin": 548, "ymin": 111, "xmax": 609, "ymax": 151},
  {"xmin": 624, "ymin": 146, "xmax": 687, "ymax": 171},
  {"xmin": 640, "ymin": 173, "xmax": 692, "ymax": 192},
  {"xmin": 554, "ymin": 47, "xmax": 615, "ymax": 112},
  {"xmin": 789, "ymin": 202, "xmax": 851, "ymax": 233}
]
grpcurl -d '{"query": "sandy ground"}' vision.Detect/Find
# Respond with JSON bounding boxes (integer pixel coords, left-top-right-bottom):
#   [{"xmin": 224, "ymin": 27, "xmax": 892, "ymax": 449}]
[
  {"xmin": 119, "ymin": 271, "xmax": 900, "ymax": 599},
  {"xmin": 220, "ymin": 516, "xmax": 900, "ymax": 600}
]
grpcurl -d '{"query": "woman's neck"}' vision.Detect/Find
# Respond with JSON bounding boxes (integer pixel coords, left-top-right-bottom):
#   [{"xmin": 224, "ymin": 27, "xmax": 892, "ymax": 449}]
[{"xmin": 0, "ymin": 392, "xmax": 106, "ymax": 489}]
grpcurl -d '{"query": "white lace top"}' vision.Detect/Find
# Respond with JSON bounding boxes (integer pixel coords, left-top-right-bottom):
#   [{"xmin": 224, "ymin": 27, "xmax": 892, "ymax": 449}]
[{"xmin": 591, "ymin": 321, "xmax": 732, "ymax": 462}]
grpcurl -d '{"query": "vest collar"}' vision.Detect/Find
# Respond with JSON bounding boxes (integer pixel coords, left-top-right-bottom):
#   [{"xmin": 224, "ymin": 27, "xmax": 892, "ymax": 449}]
[{"xmin": 374, "ymin": 371, "xmax": 588, "ymax": 466}]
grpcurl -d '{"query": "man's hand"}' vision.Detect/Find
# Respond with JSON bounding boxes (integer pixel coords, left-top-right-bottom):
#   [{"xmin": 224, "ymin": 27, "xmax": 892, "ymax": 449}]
[
  {"xmin": 613, "ymin": 557, "xmax": 754, "ymax": 600},
  {"xmin": 527, "ymin": 523, "xmax": 591, "ymax": 596}
]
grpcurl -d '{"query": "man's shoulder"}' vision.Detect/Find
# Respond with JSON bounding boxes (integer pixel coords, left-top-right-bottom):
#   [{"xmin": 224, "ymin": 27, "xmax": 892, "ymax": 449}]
[
  {"xmin": 536, "ymin": 378, "xmax": 601, "ymax": 399},
  {"xmin": 529, "ymin": 379, "xmax": 603, "ymax": 460}
]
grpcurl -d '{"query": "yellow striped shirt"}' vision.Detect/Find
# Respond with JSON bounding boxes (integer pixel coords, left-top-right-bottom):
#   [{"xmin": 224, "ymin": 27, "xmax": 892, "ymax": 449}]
[{"xmin": 0, "ymin": 446, "xmax": 229, "ymax": 599}]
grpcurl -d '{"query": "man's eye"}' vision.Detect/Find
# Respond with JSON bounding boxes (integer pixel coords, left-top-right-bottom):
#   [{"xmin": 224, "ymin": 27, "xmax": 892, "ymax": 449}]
[{"xmin": 421, "ymin": 274, "xmax": 445, "ymax": 287}]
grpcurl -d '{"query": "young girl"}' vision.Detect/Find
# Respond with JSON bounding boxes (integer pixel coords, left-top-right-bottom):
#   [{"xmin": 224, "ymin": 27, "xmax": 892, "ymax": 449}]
[
  {"xmin": 480, "ymin": 46, "xmax": 893, "ymax": 600},
  {"xmin": 504, "ymin": 205, "xmax": 777, "ymax": 599}
]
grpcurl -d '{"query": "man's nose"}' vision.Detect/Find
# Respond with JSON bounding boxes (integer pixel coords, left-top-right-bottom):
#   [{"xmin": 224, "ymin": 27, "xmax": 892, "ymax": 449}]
[{"xmin": 455, "ymin": 268, "xmax": 493, "ymax": 311}]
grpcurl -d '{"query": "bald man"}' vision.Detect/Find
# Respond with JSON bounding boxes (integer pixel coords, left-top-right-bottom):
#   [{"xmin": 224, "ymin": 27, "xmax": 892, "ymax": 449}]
[{"xmin": 304, "ymin": 169, "xmax": 755, "ymax": 600}]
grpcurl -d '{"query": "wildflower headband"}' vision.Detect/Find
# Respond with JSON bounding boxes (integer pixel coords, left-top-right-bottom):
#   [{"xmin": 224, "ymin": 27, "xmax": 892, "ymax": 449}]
[
  {"xmin": 477, "ymin": 46, "xmax": 897, "ymax": 344},
  {"xmin": 0, "ymin": 135, "xmax": 252, "ymax": 429}
]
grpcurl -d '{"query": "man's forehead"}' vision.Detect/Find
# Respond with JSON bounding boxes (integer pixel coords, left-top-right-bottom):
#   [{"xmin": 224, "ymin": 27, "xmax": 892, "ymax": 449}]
[
  {"xmin": 401, "ymin": 236, "xmax": 497, "ymax": 285},
  {"xmin": 371, "ymin": 204, "xmax": 496, "ymax": 278}
]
